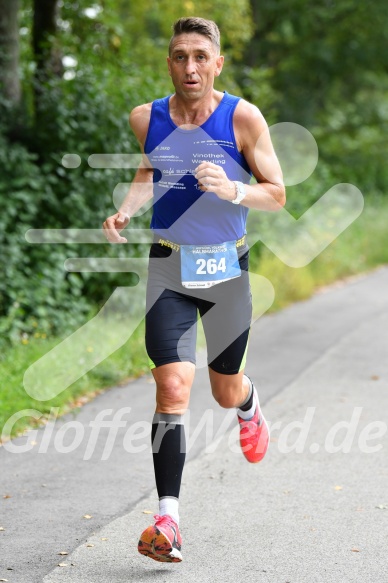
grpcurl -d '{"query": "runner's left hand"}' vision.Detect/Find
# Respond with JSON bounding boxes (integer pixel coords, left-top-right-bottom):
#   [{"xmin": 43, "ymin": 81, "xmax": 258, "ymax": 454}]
[{"xmin": 195, "ymin": 162, "xmax": 236, "ymax": 201}]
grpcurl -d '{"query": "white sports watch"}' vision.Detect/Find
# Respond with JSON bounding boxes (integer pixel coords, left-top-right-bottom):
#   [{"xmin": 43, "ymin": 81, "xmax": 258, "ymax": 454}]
[{"xmin": 231, "ymin": 181, "xmax": 246, "ymax": 204}]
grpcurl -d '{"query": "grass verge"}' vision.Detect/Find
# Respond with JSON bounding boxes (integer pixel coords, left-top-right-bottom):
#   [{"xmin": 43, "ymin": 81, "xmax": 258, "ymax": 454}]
[{"xmin": 250, "ymin": 194, "xmax": 388, "ymax": 311}]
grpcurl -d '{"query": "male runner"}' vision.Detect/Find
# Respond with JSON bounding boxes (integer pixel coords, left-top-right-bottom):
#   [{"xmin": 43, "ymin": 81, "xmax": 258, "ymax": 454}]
[{"xmin": 103, "ymin": 16, "xmax": 285, "ymax": 563}]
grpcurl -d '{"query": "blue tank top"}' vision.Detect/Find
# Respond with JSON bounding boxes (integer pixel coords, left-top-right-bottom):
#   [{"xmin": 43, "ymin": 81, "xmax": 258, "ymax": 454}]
[{"xmin": 144, "ymin": 91, "xmax": 252, "ymax": 245}]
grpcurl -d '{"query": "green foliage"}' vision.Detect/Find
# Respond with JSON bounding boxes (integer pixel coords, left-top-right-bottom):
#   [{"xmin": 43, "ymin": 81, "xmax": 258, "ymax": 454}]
[
  {"xmin": 312, "ymin": 72, "xmax": 388, "ymax": 194},
  {"xmin": 97, "ymin": 0, "xmax": 254, "ymax": 60},
  {"xmin": 251, "ymin": 196, "xmax": 388, "ymax": 312},
  {"xmin": 238, "ymin": 65, "xmax": 280, "ymax": 124},
  {"xmin": 0, "ymin": 70, "xmax": 160, "ymax": 345},
  {"xmin": 247, "ymin": 0, "xmax": 388, "ymax": 194},
  {"xmin": 0, "ymin": 130, "xmax": 90, "ymax": 343}
]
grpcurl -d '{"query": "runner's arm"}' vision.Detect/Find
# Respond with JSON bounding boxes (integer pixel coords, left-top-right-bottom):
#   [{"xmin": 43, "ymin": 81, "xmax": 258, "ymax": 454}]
[
  {"xmin": 195, "ymin": 100, "xmax": 286, "ymax": 211},
  {"xmin": 234, "ymin": 100, "xmax": 286, "ymax": 211},
  {"xmin": 102, "ymin": 103, "xmax": 154, "ymax": 243}
]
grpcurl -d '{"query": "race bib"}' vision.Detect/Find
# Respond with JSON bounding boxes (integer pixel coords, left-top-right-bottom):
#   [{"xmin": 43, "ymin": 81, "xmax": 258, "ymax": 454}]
[{"xmin": 180, "ymin": 241, "xmax": 241, "ymax": 289}]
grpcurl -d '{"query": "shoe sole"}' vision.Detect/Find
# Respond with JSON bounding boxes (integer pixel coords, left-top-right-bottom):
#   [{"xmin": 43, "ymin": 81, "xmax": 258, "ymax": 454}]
[{"xmin": 138, "ymin": 526, "xmax": 182, "ymax": 563}]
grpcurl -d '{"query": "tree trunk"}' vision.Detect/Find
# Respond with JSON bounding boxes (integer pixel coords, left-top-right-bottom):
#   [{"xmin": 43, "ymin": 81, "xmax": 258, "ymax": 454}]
[
  {"xmin": 247, "ymin": 0, "xmax": 260, "ymax": 67},
  {"xmin": 32, "ymin": 0, "xmax": 63, "ymax": 85},
  {"xmin": 0, "ymin": 0, "xmax": 21, "ymax": 106},
  {"xmin": 32, "ymin": 0, "xmax": 63, "ymax": 147}
]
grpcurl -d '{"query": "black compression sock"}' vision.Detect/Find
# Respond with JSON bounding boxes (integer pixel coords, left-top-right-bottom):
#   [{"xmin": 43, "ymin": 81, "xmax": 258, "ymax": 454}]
[
  {"xmin": 238, "ymin": 375, "xmax": 254, "ymax": 412},
  {"xmin": 151, "ymin": 414, "xmax": 186, "ymax": 499}
]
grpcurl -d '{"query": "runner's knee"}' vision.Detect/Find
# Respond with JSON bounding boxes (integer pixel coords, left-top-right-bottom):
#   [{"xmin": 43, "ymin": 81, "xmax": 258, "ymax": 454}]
[
  {"xmin": 212, "ymin": 380, "xmax": 244, "ymax": 409},
  {"xmin": 155, "ymin": 370, "xmax": 191, "ymax": 413}
]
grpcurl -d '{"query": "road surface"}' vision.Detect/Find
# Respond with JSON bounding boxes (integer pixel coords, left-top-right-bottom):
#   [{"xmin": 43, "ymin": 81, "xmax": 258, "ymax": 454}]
[{"xmin": 1, "ymin": 267, "xmax": 388, "ymax": 583}]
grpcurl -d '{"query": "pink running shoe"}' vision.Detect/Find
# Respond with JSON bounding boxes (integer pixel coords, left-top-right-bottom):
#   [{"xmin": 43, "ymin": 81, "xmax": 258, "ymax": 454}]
[
  {"xmin": 138, "ymin": 514, "xmax": 182, "ymax": 563},
  {"xmin": 238, "ymin": 382, "xmax": 270, "ymax": 463}
]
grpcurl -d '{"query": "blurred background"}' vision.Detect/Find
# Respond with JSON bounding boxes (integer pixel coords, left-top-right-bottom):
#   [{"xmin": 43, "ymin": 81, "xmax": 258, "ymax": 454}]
[{"xmin": 0, "ymin": 0, "xmax": 387, "ymax": 434}]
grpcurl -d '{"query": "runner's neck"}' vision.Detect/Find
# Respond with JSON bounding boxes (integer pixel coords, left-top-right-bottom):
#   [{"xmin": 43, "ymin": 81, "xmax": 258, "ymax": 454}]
[{"xmin": 168, "ymin": 90, "xmax": 224, "ymax": 128}]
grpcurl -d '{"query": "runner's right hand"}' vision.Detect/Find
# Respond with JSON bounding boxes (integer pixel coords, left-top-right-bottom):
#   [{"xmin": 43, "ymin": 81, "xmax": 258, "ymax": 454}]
[{"xmin": 102, "ymin": 212, "xmax": 130, "ymax": 243}]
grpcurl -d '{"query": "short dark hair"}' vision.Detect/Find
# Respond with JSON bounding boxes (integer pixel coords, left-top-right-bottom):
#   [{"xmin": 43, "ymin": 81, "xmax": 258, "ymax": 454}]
[{"xmin": 169, "ymin": 17, "xmax": 221, "ymax": 55}]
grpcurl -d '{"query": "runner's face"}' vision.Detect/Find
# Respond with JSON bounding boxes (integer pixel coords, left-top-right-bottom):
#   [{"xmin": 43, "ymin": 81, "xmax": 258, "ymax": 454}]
[{"xmin": 167, "ymin": 33, "xmax": 223, "ymax": 100}]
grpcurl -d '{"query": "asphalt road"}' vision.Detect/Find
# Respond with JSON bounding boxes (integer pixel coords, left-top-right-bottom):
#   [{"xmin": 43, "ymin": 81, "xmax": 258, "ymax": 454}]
[{"xmin": 1, "ymin": 266, "xmax": 388, "ymax": 583}]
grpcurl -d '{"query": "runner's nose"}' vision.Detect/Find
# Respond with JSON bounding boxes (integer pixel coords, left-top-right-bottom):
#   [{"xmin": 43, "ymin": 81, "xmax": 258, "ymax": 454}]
[{"xmin": 185, "ymin": 57, "xmax": 196, "ymax": 75}]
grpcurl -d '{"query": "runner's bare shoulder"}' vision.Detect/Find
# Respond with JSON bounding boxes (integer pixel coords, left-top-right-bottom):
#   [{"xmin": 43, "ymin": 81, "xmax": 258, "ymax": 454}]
[
  {"xmin": 129, "ymin": 103, "xmax": 152, "ymax": 148},
  {"xmin": 232, "ymin": 99, "xmax": 269, "ymax": 156},
  {"xmin": 234, "ymin": 99, "xmax": 265, "ymax": 126}
]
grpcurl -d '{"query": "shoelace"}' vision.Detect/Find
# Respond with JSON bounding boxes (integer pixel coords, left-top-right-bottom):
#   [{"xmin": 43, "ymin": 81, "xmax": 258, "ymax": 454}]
[{"xmin": 154, "ymin": 514, "xmax": 176, "ymax": 527}]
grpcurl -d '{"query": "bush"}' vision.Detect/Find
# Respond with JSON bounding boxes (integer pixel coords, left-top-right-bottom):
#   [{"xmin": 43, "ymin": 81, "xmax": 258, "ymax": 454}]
[{"xmin": 0, "ymin": 71, "xmax": 161, "ymax": 345}]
